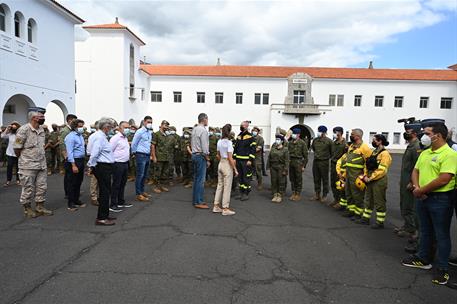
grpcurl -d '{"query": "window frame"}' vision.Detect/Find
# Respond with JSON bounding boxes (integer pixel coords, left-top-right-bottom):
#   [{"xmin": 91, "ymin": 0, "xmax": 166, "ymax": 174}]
[
  {"xmin": 393, "ymin": 132, "xmax": 401, "ymax": 145},
  {"xmin": 337, "ymin": 94, "xmax": 344, "ymax": 107},
  {"xmin": 440, "ymin": 97, "xmax": 453, "ymax": 109},
  {"xmin": 235, "ymin": 92, "xmax": 243, "ymax": 104},
  {"xmin": 197, "ymin": 92, "xmax": 205, "ymax": 104},
  {"xmin": 419, "ymin": 96, "xmax": 429, "ymax": 109},
  {"xmin": 293, "ymin": 90, "xmax": 306, "ymax": 104},
  {"xmin": 14, "ymin": 12, "xmax": 20, "ymax": 38},
  {"xmin": 215, "ymin": 92, "xmax": 224, "ymax": 104},
  {"xmin": 173, "ymin": 91, "xmax": 182, "ymax": 103},
  {"xmin": 0, "ymin": 6, "xmax": 6, "ymax": 32},
  {"xmin": 374, "ymin": 95, "xmax": 384, "ymax": 107},
  {"xmin": 254, "ymin": 93, "xmax": 261, "ymax": 105},
  {"xmin": 354, "ymin": 95, "xmax": 362, "ymax": 107},
  {"xmin": 262, "ymin": 93, "xmax": 269, "ymax": 105},
  {"xmin": 329, "ymin": 94, "xmax": 336, "ymax": 106},
  {"xmin": 394, "ymin": 96, "xmax": 403, "ymax": 108},
  {"xmin": 150, "ymin": 91, "xmax": 162, "ymax": 102}
]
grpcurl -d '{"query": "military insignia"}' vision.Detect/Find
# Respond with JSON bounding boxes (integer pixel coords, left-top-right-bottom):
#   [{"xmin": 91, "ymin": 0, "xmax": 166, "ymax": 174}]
[{"xmin": 15, "ymin": 138, "xmax": 23, "ymax": 144}]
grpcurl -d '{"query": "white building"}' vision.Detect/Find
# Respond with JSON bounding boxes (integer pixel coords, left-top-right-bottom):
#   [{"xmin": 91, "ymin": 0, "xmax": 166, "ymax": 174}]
[
  {"xmin": 0, "ymin": 0, "xmax": 83, "ymax": 126},
  {"xmin": 75, "ymin": 20, "xmax": 457, "ymax": 149}
]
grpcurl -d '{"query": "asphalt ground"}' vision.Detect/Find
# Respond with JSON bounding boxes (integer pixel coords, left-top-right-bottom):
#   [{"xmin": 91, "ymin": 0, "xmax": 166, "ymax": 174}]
[{"xmin": 0, "ymin": 154, "xmax": 455, "ymax": 304}]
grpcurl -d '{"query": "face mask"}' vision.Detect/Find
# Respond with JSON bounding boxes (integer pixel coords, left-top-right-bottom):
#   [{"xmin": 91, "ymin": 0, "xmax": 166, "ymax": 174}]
[
  {"xmin": 275, "ymin": 139, "xmax": 282, "ymax": 145},
  {"xmin": 91, "ymin": 128, "xmax": 96, "ymax": 133},
  {"xmin": 371, "ymin": 141, "xmax": 378, "ymax": 148},
  {"xmin": 130, "ymin": 129, "xmax": 136, "ymax": 134},
  {"xmin": 291, "ymin": 134, "xmax": 297, "ymax": 140},
  {"xmin": 316, "ymin": 132, "xmax": 322, "ymax": 138},
  {"xmin": 146, "ymin": 123, "xmax": 153, "ymax": 130},
  {"xmin": 350, "ymin": 135, "xmax": 355, "ymax": 142},
  {"xmin": 421, "ymin": 135, "xmax": 432, "ymax": 147},
  {"xmin": 215, "ymin": 132, "xmax": 221, "ymax": 137},
  {"xmin": 38, "ymin": 118, "xmax": 45, "ymax": 125},
  {"xmin": 11, "ymin": 128, "xmax": 17, "ymax": 134},
  {"xmin": 240, "ymin": 126, "xmax": 245, "ymax": 132},
  {"xmin": 77, "ymin": 127, "xmax": 85, "ymax": 134},
  {"xmin": 108, "ymin": 130, "xmax": 115, "ymax": 136},
  {"xmin": 184, "ymin": 134, "xmax": 190, "ymax": 139},
  {"xmin": 403, "ymin": 132, "xmax": 412, "ymax": 141},
  {"xmin": 252, "ymin": 131, "xmax": 258, "ymax": 137},
  {"xmin": 209, "ymin": 131, "xmax": 214, "ymax": 136},
  {"xmin": 123, "ymin": 129, "xmax": 131, "ymax": 136},
  {"xmin": 170, "ymin": 131, "xmax": 176, "ymax": 135},
  {"xmin": 165, "ymin": 131, "xmax": 170, "ymax": 136}
]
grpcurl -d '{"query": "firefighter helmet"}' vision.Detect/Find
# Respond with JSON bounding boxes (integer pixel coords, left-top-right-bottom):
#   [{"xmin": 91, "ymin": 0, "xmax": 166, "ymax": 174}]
[{"xmin": 355, "ymin": 176, "xmax": 366, "ymax": 191}]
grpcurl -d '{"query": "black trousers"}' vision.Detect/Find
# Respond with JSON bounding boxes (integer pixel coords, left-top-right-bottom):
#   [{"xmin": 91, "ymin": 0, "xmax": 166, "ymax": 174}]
[
  {"xmin": 6, "ymin": 155, "xmax": 19, "ymax": 182},
  {"xmin": 111, "ymin": 161, "xmax": 128, "ymax": 207},
  {"xmin": 65, "ymin": 158, "xmax": 85, "ymax": 207},
  {"xmin": 94, "ymin": 163, "xmax": 113, "ymax": 220},
  {"xmin": 236, "ymin": 159, "xmax": 252, "ymax": 194}
]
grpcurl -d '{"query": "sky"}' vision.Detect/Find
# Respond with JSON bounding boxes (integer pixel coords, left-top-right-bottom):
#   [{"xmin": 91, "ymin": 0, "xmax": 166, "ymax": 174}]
[{"xmin": 63, "ymin": 0, "xmax": 457, "ymax": 69}]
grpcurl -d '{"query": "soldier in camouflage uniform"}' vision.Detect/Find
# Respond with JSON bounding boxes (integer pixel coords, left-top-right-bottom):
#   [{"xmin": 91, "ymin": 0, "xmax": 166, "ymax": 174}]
[
  {"xmin": 181, "ymin": 128, "xmax": 193, "ymax": 188},
  {"xmin": 168, "ymin": 126, "xmax": 181, "ymax": 183},
  {"xmin": 127, "ymin": 125, "xmax": 137, "ymax": 182},
  {"xmin": 152, "ymin": 120, "xmax": 170, "ymax": 193},
  {"xmin": 311, "ymin": 125, "xmax": 333, "ymax": 203},
  {"xmin": 208, "ymin": 127, "xmax": 219, "ymax": 187},
  {"xmin": 330, "ymin": 126, "xmax": 347, "ymax": 206},
  {"xmin": 267, "ymin": 130, "xmax": 289, "ymax": 203},
  {"xmin": 13, "ymin": 108, "xmax": 53, "ymax": 218},
  {"xmin": 48, "ymin": 124, "xmax": 60, "ymax": 174},
  {"xmin": 288, "ymin": 128, "xmax": 309, "ymax": 201},
  {"xmin": 43, "ymin": 125, "xmax": 53, "ymax": 175},
  {"xmin": 252, "ymin": 126, "xmax": 265, "ymax": 190}
]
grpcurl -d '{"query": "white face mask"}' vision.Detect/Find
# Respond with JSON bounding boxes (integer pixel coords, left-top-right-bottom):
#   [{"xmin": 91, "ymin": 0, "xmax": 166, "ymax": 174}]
[
  {"xmin": 146, "ymin": 123, "xmax": 153, "ymax": 130},
  {"xmin": 252, "ymin": 131, "xmax": 258, "ymax": 137},
  {"xmin": 332, "ymin": 134, "xmax": 336, "ymax": 140},
  {"xmin": 316, "ymin": 132, "xmax": 322, "ymax": 138},
  {"xmin": 77, "ymin": 127, "xmax": 84, "ymax": 134},
  {"xmin": 184, "ymin": 134, "xmax": 190, "ymax": 139},
  {"xmin": 275, "ymin": 139, "xmax": 282, "ymax": 145},
  {"xmin": 291, "ymin": 134, "xmax": 297, "ymax": 140},
  {"xmin": 421, "ymin": 134, "xmax": 432, "ymax": 147}
]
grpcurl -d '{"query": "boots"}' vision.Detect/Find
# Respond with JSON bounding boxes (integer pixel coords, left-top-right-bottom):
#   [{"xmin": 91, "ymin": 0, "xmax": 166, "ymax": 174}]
[
  {"xmin": 257, "ymin": 182, "xmax": 263, "ymax": 191},
  {"xmin": 240, "ymin": 193, "xmax": 249, "ymax": 201},
  {"xmin": 289, "ymin": 193, "xmax": 297, "ymax": 201},
  {"xmin": 35, "ymin": 202, "xmax": 53, "ymax": 216},
  {"xmin": 311, "ymin": 192, "xmax": 321, "ymax": 201},
  {"xmin": 23, "ymin": 204, "xmax": 38, "ymax": 218},
  {"xmin": 320, "ymin": 195, "xmax": 328, "ymax": 204},
  {"xmin": 294, "ymin": 192, "xmax": 301, "ymax": 201},
  {"xmin": 272, "ymin": 193, "xmax": 280, "ymax": 203},
  {"xmin": 276, "ymin": 194, "xmax": 283, "ymax": 203}
]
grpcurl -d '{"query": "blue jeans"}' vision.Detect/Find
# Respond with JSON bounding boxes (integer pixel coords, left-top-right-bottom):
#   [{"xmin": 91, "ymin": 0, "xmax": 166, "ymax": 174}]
[
  {"xmin": 416, "ymin": 191, "xmax": 454, "ymax": 270},
  {"xmin": 192, "ymin": 154, "xmax": 206, "ymax": 205},
  {"xmin": 135, "ymin": 153, "xmax": 150, "ymax": 195}
]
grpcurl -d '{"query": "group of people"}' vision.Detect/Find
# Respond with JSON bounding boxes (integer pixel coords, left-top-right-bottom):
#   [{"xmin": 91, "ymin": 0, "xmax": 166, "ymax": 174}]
[{"xmin": 2, "ymin": 108, "xmax": 457, "ymax": 286}]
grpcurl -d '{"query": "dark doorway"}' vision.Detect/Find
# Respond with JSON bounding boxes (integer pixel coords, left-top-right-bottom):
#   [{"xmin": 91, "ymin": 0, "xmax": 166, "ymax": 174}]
[{"xmin": 290, "ymin": 124, "xmax": 313, "ymax": 148}]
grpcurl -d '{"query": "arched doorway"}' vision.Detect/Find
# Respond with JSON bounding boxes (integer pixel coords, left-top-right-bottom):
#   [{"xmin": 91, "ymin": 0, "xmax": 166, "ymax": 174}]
[
  {"xmin": 2, "ymin": 94, "xmax": 35, "ymax": 125},
  {"xmin": 290, "ymin": 124, "xmax": 314, "ymax": 147},
  {"xmin": 45, "ymin": 100, "xmax": 68, "ymax": 125}
]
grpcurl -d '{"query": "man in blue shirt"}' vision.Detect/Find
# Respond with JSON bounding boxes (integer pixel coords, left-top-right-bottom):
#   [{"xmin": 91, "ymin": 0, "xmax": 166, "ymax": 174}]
[
  {"xmin": 131, "ymin": 116, "xmax": 153, "ymax": 201},
  {"xmin": 64, "ymin": 119, "xmax": 86, "ymax": 211}
]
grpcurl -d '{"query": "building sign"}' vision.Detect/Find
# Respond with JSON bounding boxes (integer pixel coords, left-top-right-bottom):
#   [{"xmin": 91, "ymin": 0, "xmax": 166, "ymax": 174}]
[{"xmin": 292, "ymin": 79, "xmax": 308, "ymax": 84}]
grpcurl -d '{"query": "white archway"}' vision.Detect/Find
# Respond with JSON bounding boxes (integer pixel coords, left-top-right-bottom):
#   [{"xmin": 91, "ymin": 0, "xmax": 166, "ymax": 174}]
[
  {"xmin": 45, "ymin": 100, "xmax": 68, "ymax": 125},
  {"xmin": 2, "ymin": 94, "xmax": 35, "ymax": 125}
]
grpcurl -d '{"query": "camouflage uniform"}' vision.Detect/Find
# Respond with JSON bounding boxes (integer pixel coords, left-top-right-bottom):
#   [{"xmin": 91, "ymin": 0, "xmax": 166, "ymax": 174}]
[
  {"xmin": 59, "ymin": 125, "xmax": 71, "ymax": 174},
  {"xmin": 48, "ymin": 129, "xmax": 60, "ymax": 173},
  {"xmin": 44, "ymin": 128, "xmax": 53, "ymax": 174},
  {"xmin": 172, "ymin": 130, "xmax": 183, "ymax": 179},
  {"xmin": 13, "ymin": 123, "xmax": 53, "ymax": 217},
  {"xmin": 152, "ymin": 130, "xmax": 170, "ymax": 192},
  {"xmin": 208, "ymin": 129, "xmax": 219, "ymax": 186},
  {"xmin": 311, "ymin": 136, "xmax": 333, "ymax": 200},
  {"xmin": 253, "ymin": 133, "xmax": 265, "ymax": 188},
  {"xmin": 288, "ymin": 137, "xmax": 308, "ymax": 200},
  {"xmin": 267, "ymin": 141, "xmax": 289, "ymax": 203},
  {"xmin": 181, "ymin": 129, "xmax": 193, "ymax": 187}
]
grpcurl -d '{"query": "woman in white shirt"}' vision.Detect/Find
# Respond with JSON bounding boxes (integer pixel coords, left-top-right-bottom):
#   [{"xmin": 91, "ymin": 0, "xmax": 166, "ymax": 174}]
[
  {"xmin": 1, "ymin": 122, "xmax": 20, "ymax": 186},
  {"xmin": 213, "ymin": 124, "xmax": 238, "ymax": 215}
]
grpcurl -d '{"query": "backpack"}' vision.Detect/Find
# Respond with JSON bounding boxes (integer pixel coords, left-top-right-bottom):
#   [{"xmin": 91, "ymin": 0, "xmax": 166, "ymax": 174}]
[{"xmin": 366, "ymin": 148, "xmax": 385, "ymax": 171}]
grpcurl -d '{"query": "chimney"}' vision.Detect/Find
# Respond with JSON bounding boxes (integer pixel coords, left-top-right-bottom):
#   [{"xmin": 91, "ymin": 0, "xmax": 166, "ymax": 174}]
[
  {"xmin": 368, "ymin": 61, "xmax": 373, "ymax": 69},
  {"xmin": 216, "ymin": 58, "xmax": 221, "ymax": 66},
  {"xmin": 448, "ymin": 64, "xmax": 457, "ymax": 71},
  {"xmin": 115, "ymin": 17, "xmax": 119, "ymax": 24}
]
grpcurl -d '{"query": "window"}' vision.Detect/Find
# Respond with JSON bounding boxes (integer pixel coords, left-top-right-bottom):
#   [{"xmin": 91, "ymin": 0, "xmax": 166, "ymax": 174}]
[
  {"xmin": 129, "ymin": 84, "xmax": 134, "ymax": 98},
  {"xmin": 441, "ymin": 97, "xmax": 453, "ymax": 109},
  {"xmin": 254, "ymin": 93, "xmax": 261, "ymax": 104},
  {"xmin": 2, "ymin": 104, "xmax": 15, "ymax": 114},
  {"xmin": 369, "ymin": 132, "xmax": 376, "ymax": 142},
  {"xmin": 215, "ymin": 92, "xmax": 223, "ymax": 104},
  {"xmin": 0, "ymin": 6, "xmax": 5, "ymax": 32},
  {"xmin": 173, "ymin": 91, "xmax": 182, "ymax": 103},
  {"xmin": 262, "ymin": 93, "xmax": 269, "ymax": 105},
  {"xmin": 236, "ymin": 93, "xmax": 243, "ymax": 104},
  {"xmin": 375, "ymin": 96, "xmax": 384, "ymax": 107},
  {"xmin": 150, "ymin": 91, "xmax": 162, "ymax": 102},
  {"xmin": 329, "ymin": 94, "xmax": 336, "ymax": 106},
  {"xmin": 129, "ymin": 44, "xmax": 134, "ymax": 90},
  {"xmin": 419, "ymin": 96, "xmax": 429, "ymax": 108},
  {"xmin": 141, "ymin": 89, "xmax": 145, "ymax": 101},
  {"xmin": 337, "ymin": 94, "xmax": 344, "ymax": 107},
  {"xmin": 394, "ymin": 96, "xmax": 403, "ymax": 108},
  {"xmin": 382, "ymin": 132, "xmax": 389, "ymax": 141},
  {"xmin": 27, "ymin": 19, "xmax": 36, "ymax": 43},
  {"xmin": 197, "ymin": 92, "xmax": 205, "ymax": 103},
  {"xmin": 345, "ymin": 131, "xmax": 350, "ymax": 142},
  {"xmin": 293, "ymin": 90, "xmax": 305, "ymax": 104},
  {"xmin": 14, "ymin": 12, "xmax": 21, "ymax": 37},
  {"xmin": 354, "ymin": 95, "xmax": 362, "ymax": 107},
  {"xmin": 393, "ymin": 132, "xmax": 401, "ymax": 145}
]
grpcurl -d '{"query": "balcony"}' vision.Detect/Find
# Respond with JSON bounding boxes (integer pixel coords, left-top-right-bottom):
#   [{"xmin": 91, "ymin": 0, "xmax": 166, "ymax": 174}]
[
  {"xmin": 0, "ymin": 32, "xmax": 38, "ymax": 60},
  {"xmin": 283, "ymin": 103, "xmax": 321, "ymax": 115}
]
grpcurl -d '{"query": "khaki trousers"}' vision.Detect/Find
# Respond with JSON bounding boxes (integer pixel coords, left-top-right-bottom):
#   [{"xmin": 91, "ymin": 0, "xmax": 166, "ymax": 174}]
[
  {"xmin": 214, "ymin": 159, "xmax": 233, "ymax": 208},
  {"xmin": 90, "ymin": 175, "xmax": 99, "ymax": 201},
  {"xmin": 19, "ymin": 168, "xmax": 47, "ymax": 206}
]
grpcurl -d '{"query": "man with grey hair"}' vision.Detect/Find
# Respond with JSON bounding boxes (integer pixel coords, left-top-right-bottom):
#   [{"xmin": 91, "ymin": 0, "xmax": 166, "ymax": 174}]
[
  {"xmin": 88, "ymin": 117, "xmax": 116, "ymax": 226},
  {"xmin": 191, "ymin": 113, "xmax": 210, "ymax": 209},
  {"xmin": 13, "ymin": 108, "xmax": 53, "ymax": 218}
]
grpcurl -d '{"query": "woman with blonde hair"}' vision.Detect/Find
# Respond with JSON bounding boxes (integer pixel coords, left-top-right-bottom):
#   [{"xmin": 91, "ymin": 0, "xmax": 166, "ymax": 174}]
[{"xmin": 213, "ymin": 124, "xmax": 238, "ymax": 216}]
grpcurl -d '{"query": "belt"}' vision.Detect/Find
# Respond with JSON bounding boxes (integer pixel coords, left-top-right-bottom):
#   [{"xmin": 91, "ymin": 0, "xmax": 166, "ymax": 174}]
[
  {"xmin": 427, "ymin": 191, "xmax": 454, "ymax": 197},
  {"xmin": 97, "ymin": 162, "xmax": 113, "ymax": 166},
  {"xmin": 192, "ymin": 152, "xmax": 205, "ymax": 155},
  {"xmin": 135, "ymin": 152, "xmax": 149, "ymax": 156}
]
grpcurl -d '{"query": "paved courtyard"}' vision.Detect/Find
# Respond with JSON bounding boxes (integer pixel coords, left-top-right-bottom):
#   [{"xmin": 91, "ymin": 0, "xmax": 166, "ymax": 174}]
[{"xmin": 0, "ymin": 154, "xmax": 455, "ymax": 304}]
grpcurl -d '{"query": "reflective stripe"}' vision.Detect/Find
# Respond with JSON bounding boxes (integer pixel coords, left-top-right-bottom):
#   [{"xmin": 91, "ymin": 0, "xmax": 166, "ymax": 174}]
[
  {"xmin": 240, "ymin": 184, "xmax": 248, "ymax": 189},
  {"xmin": 362, "ymin": 213, "xmax": 371, "ymax": 219},
  {"xmin": 247, "ymin": 173, "xmax": 253, "ymax": 177},
  {"xmin": 250, "ymin": 142, "xmax": 257, "ymax": 146},
  {"xmin": 236, "ymin": 155, "xmax": 250, "ymax": 160},
  {"xmin": 347, "ymin": 204, "xmax": 355, "ymax": 211},
  {"xmin": 351, "ymin": 157, "xmax": 363, "ymax": 162},
  {"xmin": 376, "ymin": 212, "xmax": 386, "ymax": 217},
  {"xmin": 346, "ymin": 163, "xmax": 364, "ymax": 169},
  {"xmin": 364, "ymin": 208, "xmax": 373, "ymax": 214},
  {"xmin": 249, "ymin": 154, "xmax": 255, "ymax": 159}
]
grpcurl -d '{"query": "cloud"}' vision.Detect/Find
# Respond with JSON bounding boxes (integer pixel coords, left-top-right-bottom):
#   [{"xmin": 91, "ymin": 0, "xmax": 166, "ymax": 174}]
[{"xmin": 62, "ymin": 0, "xmax": 454, "ymax": 67}]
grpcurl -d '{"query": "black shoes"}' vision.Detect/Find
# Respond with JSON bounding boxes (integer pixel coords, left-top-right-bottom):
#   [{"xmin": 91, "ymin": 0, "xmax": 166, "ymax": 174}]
[
  {"xmin": 401, "ymin": 255, "xmax": 432, "ymax": 270},
  {"xmin": 109, "ymin": 206, "xmax": 123, "ymax": 213},
  {"xmin": 432, "ymin": 269, "xmax": 450, "ymax": 285}
]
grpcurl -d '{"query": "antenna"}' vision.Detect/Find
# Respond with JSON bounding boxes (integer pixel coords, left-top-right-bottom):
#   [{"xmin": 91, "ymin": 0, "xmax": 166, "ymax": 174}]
[{"xmin": 217, "ymin": 58, "xmax": 221, "ymax": 66}]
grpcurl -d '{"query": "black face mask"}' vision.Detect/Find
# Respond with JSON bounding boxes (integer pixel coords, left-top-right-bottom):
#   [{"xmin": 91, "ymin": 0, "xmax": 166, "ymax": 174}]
[
  {"xmin": 372, "ymin": 141, "xmax": 379, "ymax": 148},
  {"xmin": 403, "ymin": 132, "xmax": 412, "ymax": 141},
  {"xmin": 349, "ymin": 135, "xmax": 355, "ymax": 142},
  {"xmin": 240, "ymin": 126, "xmax": 245, "ymax": 132},
  {"xmin": 38, "ymin": 119, "xmax": 45, "ymax": 125},
  {"xmin": 11, "ymin": 128, "xmax": 17, "ymax": 134}
]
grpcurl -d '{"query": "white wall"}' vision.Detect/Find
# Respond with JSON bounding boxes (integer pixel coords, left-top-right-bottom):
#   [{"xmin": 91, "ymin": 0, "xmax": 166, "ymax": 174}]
[{"xmin": 0, "ymin": 0, "xmax": 78, "ymax": 125}]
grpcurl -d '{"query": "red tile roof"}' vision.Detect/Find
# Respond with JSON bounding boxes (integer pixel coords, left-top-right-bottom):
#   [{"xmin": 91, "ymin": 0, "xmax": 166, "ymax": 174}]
[
  {"xmin": 140, "ymin": 64, "xmax": 457, "ymax": 81},
  {"xmin": 83, "ymin": 20, "xmax": 146, "ymax": 45}
]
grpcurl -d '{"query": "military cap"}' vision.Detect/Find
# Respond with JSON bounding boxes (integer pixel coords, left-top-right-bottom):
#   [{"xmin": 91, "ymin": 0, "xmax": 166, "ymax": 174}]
[
  {"xmin": 209, "ymin": 126, "xmax": 215, "ymax": 132},
  {"xmin": 170, "ymin": 126, "xmax": 177, "ymax": 131},
  {"xmin": 161, "ymin": 120, "xmax": 170, "ymax": 126},
  {"xmin": 404, "ymin": 121, "xmax": 421, "ymax": 133},
  {"xmin": 421, "ymin": 118, "xmax": 446, "ymax": 128},
  {"xmin": 28, "ymin": 107, "xmax": 46, "ymax": 114},
  {"xmin": 333, "ymin": 126, "xmax": 343, "ymax": 133},
  {"xmin": 318, "ymin": 125, "xmax": 327, "ymax": 133},
  {"xmin": 252, "ymin": 126, "xmax": 260, "ymax": 132}
]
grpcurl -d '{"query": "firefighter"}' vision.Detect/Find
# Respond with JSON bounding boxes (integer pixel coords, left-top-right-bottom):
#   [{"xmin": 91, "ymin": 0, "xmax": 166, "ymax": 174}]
[
  {"xmin": 342, "ymin": 128, "xmax": 372, "ymax": 220},
  {"xmin": 333, "ymin": 145, "xmax": 349, "ymax": 211},
  {"xmin": 234, "ymin": 121, "xmax": 256, "ymax": 201},
  {"xmin": 357, "ymin": 134, "xmax": 392, "ymax": 228}
]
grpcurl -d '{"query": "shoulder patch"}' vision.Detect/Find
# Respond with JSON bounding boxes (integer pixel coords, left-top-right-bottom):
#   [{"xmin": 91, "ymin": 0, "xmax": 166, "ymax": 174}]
[{"xmin": 15, "ymin": 137, "xmax": 23, "ymax": 144}]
